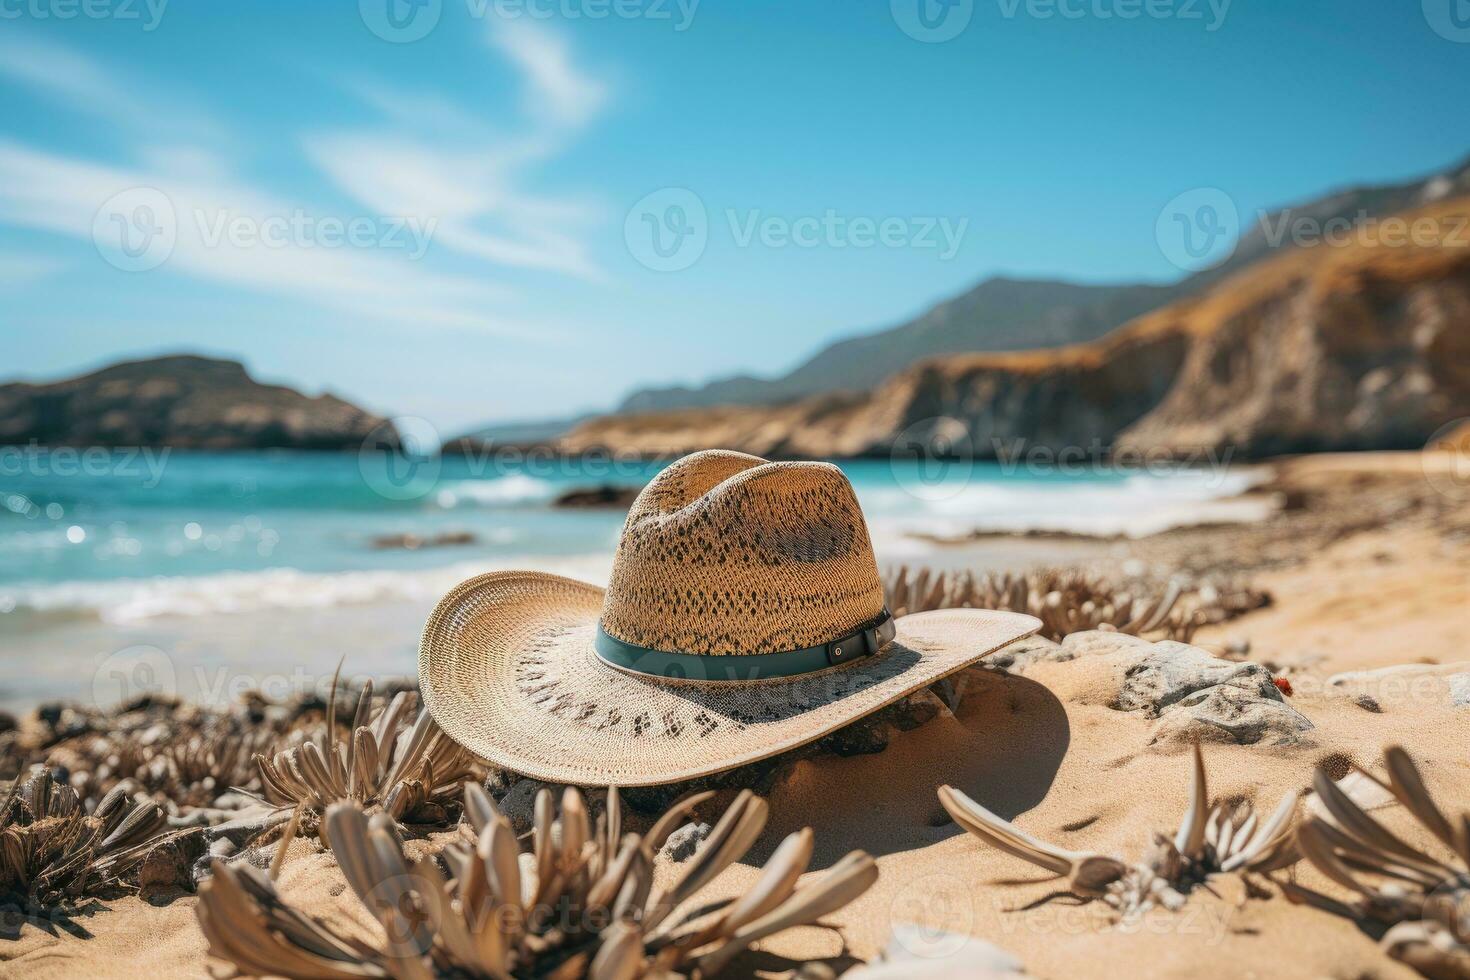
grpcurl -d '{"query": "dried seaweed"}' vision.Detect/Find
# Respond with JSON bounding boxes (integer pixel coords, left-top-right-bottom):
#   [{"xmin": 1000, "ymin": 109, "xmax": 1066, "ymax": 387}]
[
  {"xmin": 253, "ymin": 668, "xmax": 477, "ymax": 838},
  {"xmin": 884, "ymin": 565, "xmax": 1267, "ymax": 643},
  {"xmin": 940, "ymin": 744, "xmax": 1299, "ymax": 918},
  {"xmin": 197, "ymin": 785, "xmax": 878, "ymax": 978},
  {"xmin": 1281, "ymin": 746, "xmax": 1470, "ymax": 979},
  {"xmin": 0, "ymin": 767, "xmax": 173, "ymax": 907}
]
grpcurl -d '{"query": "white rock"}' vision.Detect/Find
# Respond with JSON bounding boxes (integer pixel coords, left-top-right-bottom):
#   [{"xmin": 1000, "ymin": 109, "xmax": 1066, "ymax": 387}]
[
  {"xmin": 844, "ymin": 923, "xmax": 1028, "ymax": 978},
  {"xmin": 1064, "ymin": 634, "xmax": 1316, "ymax": 745},
  {"xmin": 1150, "ymin": 684, "xmax": 1314, "ymax": 746},
  {"xmin": 1117, "ymin": 643, "xmax": 1284, "ymax": 714},
  {"xmin": 1328, "ymin": 661, "xmax": 1470, "ymax": 710}
]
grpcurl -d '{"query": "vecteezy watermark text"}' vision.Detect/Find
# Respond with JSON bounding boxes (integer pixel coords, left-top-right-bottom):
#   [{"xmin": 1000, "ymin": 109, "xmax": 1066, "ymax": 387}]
[
  {"xmin": 996, "ymin": 0, "xmax": 1231, "ymax": 30},
  {"xmin": 624, "ymin": 188, "xmax": 969, "ymax": 272},
  {"xmin": 0, "ymin": 444, "xmax": 171, "ymax": 488},
  {"xmin": 1255, "ymin": 208, "xmax": 1470, "ymax": 251},
  {"xmin": 1155, "ymin": 186, "xmax": 1470, "ymax": 272},
  {"xmin": 474, "ymin": 0, "xmax": 698, "ymax": 29},
  {"xmin": 194, "ymin": 208, "xmax": 437, "ymax": 259},
  {"xmin": 0, "ymin": 0, "xmax": 168, "ymax": 30},
  {"xmin": 891, "ymin": 0, "xmax": 1229, "ymax": 42},
  {"xmin": 91, "ymin": 645, "xmax": 403, "ymax": 709},
  {"xmin": 92, "ymin": 187, "xmax": 438, "ymax": 272},
  {"xmin": 359, "ymin": 0, "xmax": 697, "ymax": 42},
  {"xmin": 992, "ymin": 437, "xmax": 1236, "ymax": 481},
  {"xmin": 887, "ymin": 421, "xmax": 1237, "ymax": 503},
  {"xmin": 727, "ymin": 209, "xmax": 968, "ymax": 259}
]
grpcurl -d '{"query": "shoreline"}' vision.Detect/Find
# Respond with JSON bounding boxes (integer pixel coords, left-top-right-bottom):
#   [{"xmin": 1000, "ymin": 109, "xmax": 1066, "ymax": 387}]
[
  {"xmin": 4, "ymin": 451, "xmax": 1462, "ymax": 711},
  {"xmin": 4, "ymin": 451, "xmax": 1468, "ymax": 978}
]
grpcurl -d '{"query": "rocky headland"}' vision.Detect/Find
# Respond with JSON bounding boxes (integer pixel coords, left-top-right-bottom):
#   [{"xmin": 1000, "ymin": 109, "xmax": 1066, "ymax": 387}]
[
  {"xmin": 0, "ymin": 355, "xmax": 392, "ymax": 451},
  {"xmin": 559, "ymin": 196, "xmax": 1470, "ymax": 460}
]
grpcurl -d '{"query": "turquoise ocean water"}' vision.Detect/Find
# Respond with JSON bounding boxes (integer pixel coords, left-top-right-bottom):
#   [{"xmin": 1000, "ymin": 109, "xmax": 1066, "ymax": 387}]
[{"xmin": 0, "ymin": 450, "xmax": 1254, "ymax": 634}]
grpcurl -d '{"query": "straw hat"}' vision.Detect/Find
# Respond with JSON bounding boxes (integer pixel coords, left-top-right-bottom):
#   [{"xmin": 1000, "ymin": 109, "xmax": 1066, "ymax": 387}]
[{"xmin": 419, "ymin": 450, "xmax": 1040, "ymax": 786}]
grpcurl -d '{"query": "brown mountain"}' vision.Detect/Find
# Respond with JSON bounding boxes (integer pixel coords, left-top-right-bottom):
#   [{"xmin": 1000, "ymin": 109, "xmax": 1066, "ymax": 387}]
[
  {"xmin": 608, "ymin": 156, "xmax": 1470, "ymax": 418},
  {"xmin": 559, "ymin": 195, "xmax": 1470, "ymax": 459},
  {"xmin": 0, "ymin": 355, "xmax": 392, "ymax": 450}
]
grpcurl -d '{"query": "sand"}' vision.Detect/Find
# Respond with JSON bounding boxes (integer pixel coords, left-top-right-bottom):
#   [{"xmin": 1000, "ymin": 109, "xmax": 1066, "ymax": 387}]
[{"xmin": 3, "ymin": 450, "xmax": 1466, "ymax": 978}]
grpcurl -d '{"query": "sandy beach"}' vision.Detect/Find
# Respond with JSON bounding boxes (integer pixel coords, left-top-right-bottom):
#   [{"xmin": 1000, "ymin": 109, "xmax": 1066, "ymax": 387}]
[{"xmin": 3, "ymin": 449, "xmax": 1467, "ymax": 978}]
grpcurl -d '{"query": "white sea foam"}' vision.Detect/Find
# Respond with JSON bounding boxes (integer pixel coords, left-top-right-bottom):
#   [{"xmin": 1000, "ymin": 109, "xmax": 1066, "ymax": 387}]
[
  {"xmin": 0, "ymin": 553, "xmax": 615, "ymax": 627},
  {"xmin": 432, "ymin": 475, "xmax": 559, "ymax": 508},
  {"xmin": 858, "ymin": 468, "xmax": 1269, "ymax": 549},
  {"xmin": 0, "ymin": 469, "xmax": 1269, "ymax": 629}
]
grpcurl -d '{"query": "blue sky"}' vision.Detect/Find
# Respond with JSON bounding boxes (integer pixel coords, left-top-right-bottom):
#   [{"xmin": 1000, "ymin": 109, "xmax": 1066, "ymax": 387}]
[{"xmin": 2, "ymin": 0, "xmax": 1467, "ymax": 433}]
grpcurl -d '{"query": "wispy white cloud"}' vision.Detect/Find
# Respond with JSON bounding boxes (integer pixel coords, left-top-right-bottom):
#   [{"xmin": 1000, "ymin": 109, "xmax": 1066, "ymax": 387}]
[
  {"xmin": 486, "ymin": 19, "xmax": 608, "ymax": 130},
  {"xmin": 0, "ymin": 250, "xmax": 68, "ymax": 287},
  {"xmin": 305, "ymin": 22, "xmax": 611, "ymax": 282},
  {"xmin": 0, "ymin": 34, "xmax": 225, "ymax": 143},
  {"xmin": 0, "ymin": 34, "xmax": 145, "ymax": 122},
  {"xmin": 0, "ymin": 139, "xmax": 547, "ymax": 338},
  {"xmin": 0, "ymin": 27, "xmax": 611, "ymax": 333},
  {"xmin": 304, "ymin": 131, "xmax": 604, "ymax": 281}
]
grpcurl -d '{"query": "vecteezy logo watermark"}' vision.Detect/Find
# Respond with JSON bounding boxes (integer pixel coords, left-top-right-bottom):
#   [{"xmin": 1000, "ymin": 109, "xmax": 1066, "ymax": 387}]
[
  {"xmin": 359, "ymin": 0, "xmax": 443, "ymax": 42},
  {"xmin": 1423, "ymin": 0, "xmax": 1470, "ymax": 42},
  {"xmin": 625, "ymin": 188, "xmax": 708, "ymax": 272},
  {"xmin": 625, "ymin": 189, "xmax": 969, "ymax": 272},
  {"xmin": 888, "ymin": 874, "xmax": 976, "ymax": 957},
  {"xmin": 359, "ymin": 416, "xmax": 443, "ymax": 502},
  {"xmin": 889, "ymin": 418, "xmax": 977, "ymax": 502},
  {"xmin": 92, "ymin": 189, "xmax": 438, "ymax": 272},
  {"xmin": 1423, "ymin": 418, "xmax": 1470, "ymax": 502},
  {"xmin": 93, "ymin": 186, "xmax": 177, "ymax": 272},
  {"xmin": 1155, "ymin": 187, "xmax": 1238, "ymax": 273},
  {"xmin": 92, "ymin": 644, "xmax": 177, "ymax": 707},
  {"xmin": 891, "ymin": 0, "xmax": 974, "ymax": 42},
  {"xmin": 1425, "ymin": 874, "xmax": 1470, "ymax": 953},
  {"xmin": 0, "ymin": 0, "xmax": 169, "ymax": 30}
]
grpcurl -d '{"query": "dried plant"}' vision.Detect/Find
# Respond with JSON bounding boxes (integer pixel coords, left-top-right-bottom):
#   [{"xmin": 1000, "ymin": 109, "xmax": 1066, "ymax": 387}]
[
  {"xmin": 884, "ymin": 565, "xmax": 1266, "ymax": 643},
  {"xmin": 939, "ymin": 744, "xmax": 1299, "ymax": 917},
  {"xmin": 1281, "ymin": 746, "xmax": 1470, "ymax": 979},
  {"xmin": 161, "ymin": 722, "xmax": 271, "ymax": 806},
  {"xmin": 0, "ymin": 768, "xmax": 172, "ymax": 906},
  {"xmin": 253, "ymin": 672, "xmax": 477, "ymax": 835},
  {"xmin": 197, "ymin": 784, "xmax": 879, "ymax": 978},
  {"xmin": 30, "ymin": 695, "xmax": 274, "ymax": 811}
]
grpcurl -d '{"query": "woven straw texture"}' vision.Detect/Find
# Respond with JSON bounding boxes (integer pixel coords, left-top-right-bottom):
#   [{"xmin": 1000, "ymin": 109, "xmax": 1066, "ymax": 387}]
[
  {"xmin": 419, "ymin": 571, "xmax": 1039, "ymax": 785},
  {"xmin": 418, "ymin": 450, "xmax": 1039, "ymax": 786},
  {"xmin": 600, "ymin": 450, "xmax": 885, "ymax": 655}
]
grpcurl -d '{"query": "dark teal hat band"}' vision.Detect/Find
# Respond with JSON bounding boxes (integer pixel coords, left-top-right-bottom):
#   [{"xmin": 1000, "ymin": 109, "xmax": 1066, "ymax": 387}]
[{"xmin": 593, "ymin": 609, "xmax": 897, "ymax": 683}]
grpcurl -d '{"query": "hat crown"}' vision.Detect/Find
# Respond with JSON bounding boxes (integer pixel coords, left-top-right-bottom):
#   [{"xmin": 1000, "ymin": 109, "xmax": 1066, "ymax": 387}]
[{"xmin": 600, "ymin": 450, "xmax": 885, "ymax": 656}]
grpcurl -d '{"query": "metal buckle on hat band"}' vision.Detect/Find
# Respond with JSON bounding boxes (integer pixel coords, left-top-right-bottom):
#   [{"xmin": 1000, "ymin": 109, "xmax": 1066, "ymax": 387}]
[{"xmin": 825, "ymin": 609, "xmax": 896, "ymax": 667}]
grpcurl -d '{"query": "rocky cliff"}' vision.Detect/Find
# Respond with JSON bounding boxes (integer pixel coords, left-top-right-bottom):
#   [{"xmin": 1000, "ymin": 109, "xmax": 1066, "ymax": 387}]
[
  {"xmin": 561, "ymin": 196, "xmax": 1470, "ymax": 459},
  {"xmin": 0, "ymin": 355, "xmax": 393, "ymax": 450},
  {"xmin": 610, "ymin": 155, "xmax": 1470, "ymax": 417}
]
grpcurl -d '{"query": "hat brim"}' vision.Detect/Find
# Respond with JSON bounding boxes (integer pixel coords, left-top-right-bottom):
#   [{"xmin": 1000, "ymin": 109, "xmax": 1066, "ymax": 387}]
[{"xmin": 419, "ymin": 570, "xmax": 1041, "ymax": 787}]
